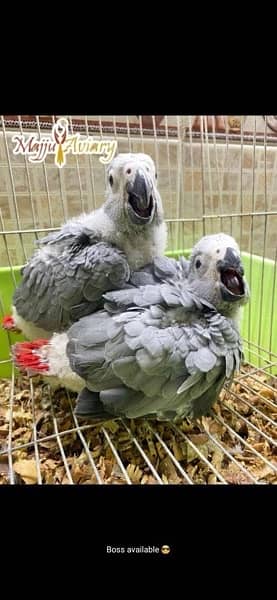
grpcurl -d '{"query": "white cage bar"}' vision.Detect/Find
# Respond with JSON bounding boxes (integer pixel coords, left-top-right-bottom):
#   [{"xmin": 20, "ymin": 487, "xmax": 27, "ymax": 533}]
[{"xmin": 0, "ymin": 115, "xmax": 276, "ymax": 485}]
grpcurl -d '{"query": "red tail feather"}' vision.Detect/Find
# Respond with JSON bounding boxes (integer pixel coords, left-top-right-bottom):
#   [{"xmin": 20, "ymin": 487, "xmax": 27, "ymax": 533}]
[
  {"xmin": 13, "ymin": 339, "xmax": 50, "ymax": 374},
  {"xmin": 2, "ymin": 315, "xmax": 21, "ymax": 332}
]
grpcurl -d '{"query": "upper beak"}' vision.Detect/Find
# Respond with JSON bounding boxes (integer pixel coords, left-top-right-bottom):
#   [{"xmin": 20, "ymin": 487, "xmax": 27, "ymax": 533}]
[{"xmin": 217, "ymin": 247, "xmax": 244, "ymax": 275}]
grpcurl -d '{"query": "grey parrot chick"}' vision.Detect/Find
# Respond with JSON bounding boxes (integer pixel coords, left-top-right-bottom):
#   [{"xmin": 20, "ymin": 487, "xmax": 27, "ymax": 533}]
[
  {"xmin": 5, "ymin": 153, "xmax": 167, "ymax": 339},
  {"xmin": 13, "ymin": 233, "xmax": 250, "ymax": 421},
  {"xmin": 70, "ymin": 232, "xmax": 250, "ymax": 419}
]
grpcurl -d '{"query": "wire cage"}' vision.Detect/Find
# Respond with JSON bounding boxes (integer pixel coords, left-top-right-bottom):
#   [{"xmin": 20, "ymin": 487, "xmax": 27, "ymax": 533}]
[{"xmin": 0, "ymin": 115, "xmax": 276, "ymax": 485}]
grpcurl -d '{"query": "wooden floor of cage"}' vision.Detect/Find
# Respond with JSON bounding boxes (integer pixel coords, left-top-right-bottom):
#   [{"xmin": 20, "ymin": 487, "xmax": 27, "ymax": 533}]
[{"xmin": 0, "ymin": 341, "xmax": 276, "ymax": 485}]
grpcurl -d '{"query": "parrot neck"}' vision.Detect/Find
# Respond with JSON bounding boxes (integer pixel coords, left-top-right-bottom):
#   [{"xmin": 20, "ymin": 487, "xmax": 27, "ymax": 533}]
[
  {"xmin": 229, "ymin": 306, "xmax": 243, "ymax": 328},
  {"xmin": 76, "ymin": 204, "xmax": 167, "ymax": 270},
  {"xmin": 115, "ymin": 221, "xmax": 168, "ymax": 270},
  {"xmin": 98, "ymin": 205, "xmax": 167, "ymax": 269}
]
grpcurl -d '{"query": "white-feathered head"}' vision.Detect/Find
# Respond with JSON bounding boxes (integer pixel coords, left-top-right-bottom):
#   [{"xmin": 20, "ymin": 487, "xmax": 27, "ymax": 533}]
[
  {"xmin": 186, "ymin": 233, "xmax": 250, "ymax": 316},
  {"xmin": 104, "ymin": 153, "xmax": 163, "ymax": 227}
]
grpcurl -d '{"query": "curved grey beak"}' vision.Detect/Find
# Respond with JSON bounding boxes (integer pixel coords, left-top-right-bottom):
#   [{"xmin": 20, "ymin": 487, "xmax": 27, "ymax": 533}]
[
  {"xmin": 217, "ymin": 247, "xmax": 244, "ymax": 275},
  {"xmin": 217, "ymin": 247, "xmax": 246, "ymax": 300},
  {"xmin": 127, "ymin": 171, "xmax": 154, "ymax": 224},
  {"xmin": 127, "ymin": 172, "xmax": 152, "ymax": 208}
]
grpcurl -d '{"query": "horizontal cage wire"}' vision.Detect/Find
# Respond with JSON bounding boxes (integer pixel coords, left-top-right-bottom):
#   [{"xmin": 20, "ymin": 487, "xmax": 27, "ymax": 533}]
[{"xmin": 0, "ymin": 115, "xmax": 276, "ymax": 485}]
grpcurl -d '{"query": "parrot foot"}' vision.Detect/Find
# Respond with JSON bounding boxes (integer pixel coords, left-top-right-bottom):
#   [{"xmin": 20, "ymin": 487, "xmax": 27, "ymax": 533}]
[{"xmin": 74, "ymin": 387, "xmax": 114, "ymax": 421}]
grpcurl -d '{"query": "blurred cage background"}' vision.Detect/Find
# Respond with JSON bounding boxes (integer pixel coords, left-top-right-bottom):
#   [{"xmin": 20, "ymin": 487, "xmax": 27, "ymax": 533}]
[{"xmin": 0, "ymin": 114, "xmax": 276, "ymax": 485}]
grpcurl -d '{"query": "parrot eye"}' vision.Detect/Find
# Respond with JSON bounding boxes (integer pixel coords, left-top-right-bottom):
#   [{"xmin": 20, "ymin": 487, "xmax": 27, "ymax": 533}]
[
  {"xmin": 195, "ymin": 259, "xmax": 202, "ymax": 269},
  {"xmin": 126, "ymin": 168, "xmax": 132, "ymax": 174},
  {"xmin": 109, "ymin": 175, "xmax": 114, "ymax": 186}
]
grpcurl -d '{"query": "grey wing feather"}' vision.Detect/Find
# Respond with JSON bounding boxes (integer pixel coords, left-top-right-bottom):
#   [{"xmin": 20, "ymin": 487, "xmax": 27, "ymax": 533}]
[
  {"xmin": 67, "ymin": 288, "xmax": 243, "ymax": 420},
  {"xmin": 37, "ymin": 224, "xmax": 99, "ymax": 247},
  {"xmin": 129, "ymin": 255, "xmax": 188, "ymax": 287},
  {"xmin": 104, "ymin": 280, "xmax": 214, "ymax": 317},
  {"xmin": 103, "ymin": 284, "xmax": 166, "ymax": 313},
  {"xmin": 13, "ymin": 238, "xmax": 131, "ymax": 332}
]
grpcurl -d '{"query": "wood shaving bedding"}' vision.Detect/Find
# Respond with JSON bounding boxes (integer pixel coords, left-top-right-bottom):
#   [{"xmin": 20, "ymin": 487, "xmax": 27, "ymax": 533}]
[{"xmin": 0, "ymin": 364, "xmax": 276, "ymax": 485}]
